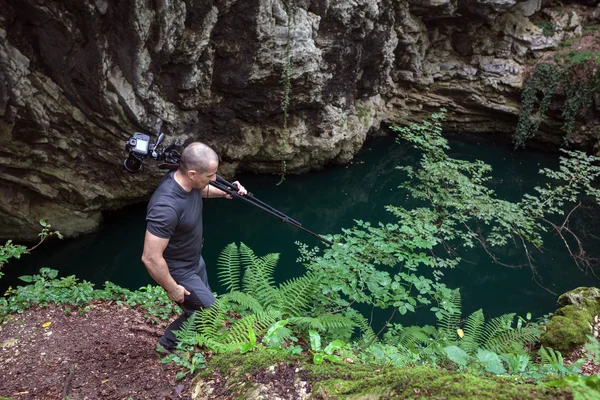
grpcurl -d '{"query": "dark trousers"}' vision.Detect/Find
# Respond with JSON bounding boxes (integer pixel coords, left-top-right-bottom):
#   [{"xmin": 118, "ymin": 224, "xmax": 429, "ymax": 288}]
[{"xmin": 159, "ymin": 257, "xmax": 216, "ymax": 349}]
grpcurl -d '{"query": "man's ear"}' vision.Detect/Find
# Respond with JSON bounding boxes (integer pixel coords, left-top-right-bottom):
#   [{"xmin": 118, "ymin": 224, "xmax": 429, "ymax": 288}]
[{"xmin": 187, "ymin": 170, "xmax": 197, "ymax": 180}]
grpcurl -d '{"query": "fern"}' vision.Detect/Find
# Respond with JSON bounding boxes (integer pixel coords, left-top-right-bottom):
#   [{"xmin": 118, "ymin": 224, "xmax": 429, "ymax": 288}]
[
  {"xmin": 485, "ymin": 328, "xmax": 541, "ymax": 355},
  {"xmin": 480, "ymin": 313, "xmax": 516, "ymax": 349},
  {"xmin": 224, "ymin": 291, "xmax": 266, "ymax": 314},
  {"xmin": 288, "ymin": 314, "xmax": 355, "ymax": 332},
  {"xmin": 217, "ymin": 243, "xmax": 241, "ymax": 292},
  {"xmin": 277, "ymin": 273, "xmax": 318, "ymax": 316},
  {"xmin": 461, "ymin": 309, "xmax": 485, "ymax": 356},
  {"xmin": 240, "ymin": 244, "xmax": 280, "ymax": 305},
  {"xmin": 225, "ymin": 314, "xmax": 260, "ymax": 344},
  {"xmin": 436, "ymin": 291, "xmax": 541, "ymax": 358},
  {"xmin": 437, "ymin": 289, "xmax": 462, "ymax": 339},
  {"xmin": 174, "ymin": 311, "xmax": 202, "ymax": 349},
  {"xmin": 197, "ymin": 298, "xmax": 229, "ymax": 339},
  {"xmin": 346, "ymin": 309, "xmax": 377, "ymax": 347}
]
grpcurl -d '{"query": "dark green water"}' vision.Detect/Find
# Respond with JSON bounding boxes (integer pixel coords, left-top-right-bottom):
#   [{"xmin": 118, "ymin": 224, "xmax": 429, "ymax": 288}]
[{"xmin": 3, "ymin": 134, "xmax": 600, "ymax": 327}]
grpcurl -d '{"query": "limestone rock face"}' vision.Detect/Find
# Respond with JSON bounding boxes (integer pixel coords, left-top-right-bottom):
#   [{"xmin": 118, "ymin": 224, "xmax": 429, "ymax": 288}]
[{"xmin": 0, "ymin": 0, "xmax": 594, "ymax": 239}]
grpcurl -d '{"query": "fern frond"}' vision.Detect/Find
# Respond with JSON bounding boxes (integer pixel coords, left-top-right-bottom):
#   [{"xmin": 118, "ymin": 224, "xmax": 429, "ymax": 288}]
[
  {"xmin": 223, "ymin": 290, "xmax": 281, "ymax": 326},
  {"xmin": 481, "ymin": 313, "xmax": 516, "ymax": 347},
  {"xmin": 438, "ymin": 289, "xmax": 462, "ymax": 338},
  {"xmin": 397, "ymin": 326, "xmax": 434, "ymax": 348},
  {"xmin": 287, "ymin": 314, "xmax": 354, "ymax": 331},
  {"xmin": 240, "ymin": 243, "xmax": 280, "ymax": 304},
  {"xmin": 277, "ymin": 273, "xmax": 318, "ymax": 316},
  {"xmin": 223, "ymin": 291, "xmax": 266, "ymax": 314},
  {"xmin": 288, "ymin": 316, "xmax": 324, "ymax": 330},
  {"xmin": 203, "ymin": 337, "xmax": 240, "ymax": 353},
  {"xmin": 217, "ymin": 243, "xmax": 241, "ymax": 292},
  {"xmin": 225, "ymin": 314, "xmax": 260, "ymax": 344},
  {"xmin": 461, "ymin": 309, "xmax": 485, "ymax": 356},
  {"xmin": 197, "ymin": 298, "xmax": 228, "ymax": 340},
  {"xmin": 174, "ymin": 311, "xmax": 202, "ymax": 346},
  {"xmin": 485, "ymin": 327, "xmax": 542, "ymax": 354},
  {"xmin": 346, "ymin": 309, "xmax": 377, "ymax": 346}
]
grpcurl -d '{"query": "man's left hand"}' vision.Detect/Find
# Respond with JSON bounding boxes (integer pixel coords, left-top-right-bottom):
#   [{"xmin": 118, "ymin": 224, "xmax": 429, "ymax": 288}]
[{"xmin": 233, "ymin": 181, "xmax": 247, "ymax": 196}]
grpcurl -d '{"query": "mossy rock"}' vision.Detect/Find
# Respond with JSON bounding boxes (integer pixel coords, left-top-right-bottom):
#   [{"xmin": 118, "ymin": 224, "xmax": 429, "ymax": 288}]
[
  {"xmin": 541, "ymin": 287, "xmax": 600, "ymax": 353},
  {"xmin": 310, "ymin": 364, "xmax": 571, "ymax": 399},
  {"xmin": 541, "ymin": 314, "xmax": 592, "ymax": 352},
  {"xmin": 557, "ymin": 287, "xmax": 600, "ymax": 316},
  {"xmin": 196, "ymin": 352, "xmax": 574, "ymax": 399}
]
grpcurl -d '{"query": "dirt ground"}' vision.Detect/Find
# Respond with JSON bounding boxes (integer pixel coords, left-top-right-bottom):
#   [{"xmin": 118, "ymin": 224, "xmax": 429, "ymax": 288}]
[
  {"xmin": 1, "ymin": 302, "xmax": 599, "ymax": 400},
  {"xmin": 0, "ymin": 302, "xmax": 194, "ymax": 400}
]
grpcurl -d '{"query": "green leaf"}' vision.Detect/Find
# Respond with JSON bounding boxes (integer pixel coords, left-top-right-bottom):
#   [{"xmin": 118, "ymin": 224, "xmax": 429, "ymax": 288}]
[
  {"xmin": 240, "ymin": 342, "xmax": 255, "ymax": 354},
  {"xmin": 263, "ymin": 320, "xmax": 288, "ymax": 345},
  {"xmin": 313, "ymin": 352, "xmax": 324, "ymax": 365},
  {"xmin": 248, "ymin": 325, "xmax": 256, "ymax": 346},
  {"xmin": 323, "ymin": 354, "xmax": 343, "ymax": 364},
  {"xmin": 175, "ymin": 371, "xmax": 189, "ymax": 381},
  {"xmin": 309, "ymin": 330, "xmax": 321, "ymax": 352},
  {"xmin": 324, "ymin": 340, "xmax": 345, "ymax": 355},
  {"xmin": 477, "ymin": 349, "xmax": 506, "ymax": 375},
  {"xmin": 444, "ymin": 346, "xmax": 469, "ymax": 367}
]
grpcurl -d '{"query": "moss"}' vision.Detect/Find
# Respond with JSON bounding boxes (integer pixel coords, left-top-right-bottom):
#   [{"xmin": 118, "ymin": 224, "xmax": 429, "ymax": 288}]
[
  {"xmin": 541, "ymin": 314, "xmax": 592, "ymax": 353},
  {"xmin": 308, "ymin": 364, "xmax": 571, "ymax": 399},
  {"xmin": 193, "ymin": 355, "xmax": 577, "ymax": 399},
  {"xmin": 541, "ymin": 288, "xmax": 600, "ymax": 353},
  {"xmin": 198, "ymin": 350, "xmax": 291, "ymax": 379},
  {"xmin": 557, "ymin": 287, "xmax": 600, "ymax": 317}
]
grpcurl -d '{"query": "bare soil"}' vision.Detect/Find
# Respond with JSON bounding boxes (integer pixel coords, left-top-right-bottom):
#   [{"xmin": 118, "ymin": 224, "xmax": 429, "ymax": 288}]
[{"xmin": 0, "ymin": 302, "xmax": 193, "ymax": 400}]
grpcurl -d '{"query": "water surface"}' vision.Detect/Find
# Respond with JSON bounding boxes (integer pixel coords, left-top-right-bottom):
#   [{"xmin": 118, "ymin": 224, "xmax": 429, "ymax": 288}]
[{"xmin": 4, "ymin": 134, "xmax": 599, "ymax": 327}]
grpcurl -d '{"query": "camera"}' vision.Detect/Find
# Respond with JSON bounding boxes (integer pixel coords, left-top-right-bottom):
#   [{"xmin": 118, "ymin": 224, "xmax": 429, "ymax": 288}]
[{"xmin": 123, "ymin": 132, "xmax": 180, "ymax": 172}]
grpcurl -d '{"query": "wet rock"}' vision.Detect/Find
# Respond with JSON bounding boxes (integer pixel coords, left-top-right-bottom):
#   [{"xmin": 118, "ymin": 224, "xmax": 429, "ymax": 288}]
[{"xmin": 0, "ymin": 0, "xmax": 595, "ymax": 239}]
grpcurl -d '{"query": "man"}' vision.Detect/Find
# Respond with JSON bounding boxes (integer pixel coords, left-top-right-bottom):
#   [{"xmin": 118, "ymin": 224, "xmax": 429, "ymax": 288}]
[{"xmin": 141, "ymin": 142, "xmax": 247, "ymax": 351}]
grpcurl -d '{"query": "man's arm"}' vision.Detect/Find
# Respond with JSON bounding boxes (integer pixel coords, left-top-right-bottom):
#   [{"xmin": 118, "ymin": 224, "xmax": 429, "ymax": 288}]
[
  {"xmin": 201, "ymin": 181, "xmax": 248, "ymax": 198},
  {"xmin": 201, "ymin": 184, "xmax": 228, "ymax": 198},
  {"xmin": 141, "ymin": 230, "xmax": 190, "ymax": 303}
]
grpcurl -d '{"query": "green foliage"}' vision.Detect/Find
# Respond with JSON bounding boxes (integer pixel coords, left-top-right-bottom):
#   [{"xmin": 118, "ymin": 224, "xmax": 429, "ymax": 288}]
[
  {"xmin": 584, "ymin": 335, "xmax": 600, "ymax": 366},
  {"xmin": 539, "ymin": 346, "xmax": 585, "ymax": 377},
  {"xmin": 0, "ymin": 240, "xmax": 27, "ymax": 279},
  {"xmin": 163, "ymin": 243, "xmax": 356, "ymax": 373},
  {"xmin": 0, "ymin": 220, "xmax": 62, "ymax": 280},
  {"xmin": 548, "ymin": 374, "xmax": 600, "ymax": 400},
  {"xmin": 309, "ymin": 330, "xmax": 345, "ymax": 365},
  {"xmin": 356, "ymin": 106, "xmax": 371, "ymax": 125},
  {"xmin": 161, "ymin": 351, "xmax": 206, "ymax": 381},
  {"xmin": 0, "ymin": 268, "xmax": 178, "ymax": 323},
  {"xmin": 1, "ymin": 268, "xmax": 95, "ymax": 318},
  {"xmin": 217, "ymin": 242, "xmax": 242, "ymax": 292},
  {"xmin": 515, "ymin": 63, "xmax": 561, "ymax": 148},
  {"xmin": 536, "ymin": 21, "xmax": 555, "ymax": 37},
  {"xmin": 99, "ymin": 283, "xmax": 178, "ymax": 323},
  {"xmin": 515, "ymin": 50, "xmax": 600, "ymax": 148},
  {"xmin": 376, "ymin": 289, "xmax": 541, "ymax": 374}
]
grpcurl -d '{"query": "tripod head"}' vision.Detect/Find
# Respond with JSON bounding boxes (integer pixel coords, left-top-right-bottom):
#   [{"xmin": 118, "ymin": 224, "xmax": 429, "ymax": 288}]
[{"xmin": 123, "ymin": 132, "xmax": 181, "ymax": 172}]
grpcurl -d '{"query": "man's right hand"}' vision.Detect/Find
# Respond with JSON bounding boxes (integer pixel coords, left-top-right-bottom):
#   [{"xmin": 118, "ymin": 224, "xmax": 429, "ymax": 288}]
[{"xmin": 167, "ymin": 284, "xmax": 191, "ymax": 303}]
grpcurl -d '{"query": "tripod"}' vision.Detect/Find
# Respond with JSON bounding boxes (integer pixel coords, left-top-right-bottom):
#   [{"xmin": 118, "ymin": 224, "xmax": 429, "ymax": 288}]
[{"xmin": 209, "ymin": 175, "xmax": 333, "ymax": 246}]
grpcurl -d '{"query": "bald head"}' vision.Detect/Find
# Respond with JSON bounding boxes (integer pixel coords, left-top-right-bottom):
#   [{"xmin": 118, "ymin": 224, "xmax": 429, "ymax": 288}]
[{"xmin": 179, "ymin": 142, "xmax": 219, "ymax": 173}]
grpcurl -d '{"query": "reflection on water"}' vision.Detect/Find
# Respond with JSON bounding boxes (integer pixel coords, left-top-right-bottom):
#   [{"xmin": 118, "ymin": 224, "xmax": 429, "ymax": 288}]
[{"xmin": 3, "ymin": 134, "xmax": 599, "ymax": 327}]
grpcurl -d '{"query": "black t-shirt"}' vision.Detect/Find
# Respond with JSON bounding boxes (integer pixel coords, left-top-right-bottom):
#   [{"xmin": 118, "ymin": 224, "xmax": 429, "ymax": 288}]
[{"xmin": 146, "ymin": 171, "xmax": 203, "ymax": 276}]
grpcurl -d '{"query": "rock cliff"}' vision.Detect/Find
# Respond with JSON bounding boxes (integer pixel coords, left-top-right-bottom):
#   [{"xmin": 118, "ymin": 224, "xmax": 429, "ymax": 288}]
[{"xmin": 0, "ymin": 0, "xmax": 597, "ymax": 239}]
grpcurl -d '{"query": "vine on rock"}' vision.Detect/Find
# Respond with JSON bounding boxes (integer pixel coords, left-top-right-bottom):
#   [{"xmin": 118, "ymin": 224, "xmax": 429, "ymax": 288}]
[
  {"xmin": 278, "ymin": 0, "xmax": 296, "ymax": 186},
  {"xmin": 515, "ymin": 51, "xmax": 600, "ymax": 149}
]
